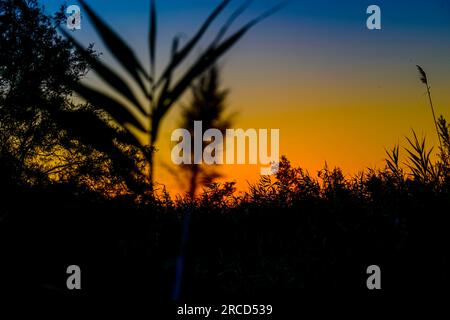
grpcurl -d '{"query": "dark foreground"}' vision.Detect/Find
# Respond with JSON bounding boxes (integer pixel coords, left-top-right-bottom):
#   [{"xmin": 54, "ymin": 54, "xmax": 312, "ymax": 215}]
[{"xmin": 1, "ymin": 163, "xmax": 449, "ymax": 314}]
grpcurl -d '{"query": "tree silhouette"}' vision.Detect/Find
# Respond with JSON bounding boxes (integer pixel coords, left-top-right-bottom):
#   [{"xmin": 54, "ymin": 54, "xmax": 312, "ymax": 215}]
[{"xmin": 0, "ymin": 0, "xmax": 96, "ymax": 186}]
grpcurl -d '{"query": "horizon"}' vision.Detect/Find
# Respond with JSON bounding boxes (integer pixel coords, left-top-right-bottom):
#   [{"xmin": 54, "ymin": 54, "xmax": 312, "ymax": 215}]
[{"xmin": 44, "ymin": 0, "xmax": 450, "ymax": 195}]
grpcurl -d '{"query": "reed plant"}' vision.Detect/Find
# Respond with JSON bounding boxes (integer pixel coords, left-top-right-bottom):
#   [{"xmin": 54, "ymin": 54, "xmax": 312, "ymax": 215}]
[
  {"xmin": 416, "ymin": 65, "xmax": 443, "ymax": 151},
  {"xmin": 60, "ymin": 0, "xmax": 285, "ymax": 194}
]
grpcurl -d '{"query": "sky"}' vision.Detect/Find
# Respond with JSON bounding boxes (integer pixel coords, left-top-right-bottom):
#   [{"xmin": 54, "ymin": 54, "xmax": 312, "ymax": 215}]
[{"xmin": 42, "ymin": 0, "xmax": 450, "ymax": 195}]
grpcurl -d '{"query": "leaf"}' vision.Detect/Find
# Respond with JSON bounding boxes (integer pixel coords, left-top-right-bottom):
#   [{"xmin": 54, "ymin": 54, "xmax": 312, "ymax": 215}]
[
  {"xmin": 245, "ymin": 0, "xmax": 289, "ymax": 28},
  {"xmin": 157, "ymin": 1, "xmax": 287, "ymax": 116},
  {"xmin": 156, "ymin": 0, "xmax": 231, "ymax": 88},
  {"xmin": 211, "ymin": 0, "xmax": 253, "ymax": 46},
  {"xmin": 78, "ymin": 0, "xmax": 150, "ymax": 94},
  {"xmin": 72, "ymin": 81, "xmax": 147, "ymax": 134},
  {"xmin": 61, "ymin": 28, "xmax": 147, "ymax": 116},
  {"xmin": 160, "ymin": 27, "xmax": 249, "ymax": 115}
]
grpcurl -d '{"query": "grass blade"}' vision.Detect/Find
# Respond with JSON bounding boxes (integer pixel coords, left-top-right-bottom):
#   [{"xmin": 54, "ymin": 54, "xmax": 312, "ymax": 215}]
[
  {"xmin": 73, "ymin": 82, "xmax": 147, "ymax": 134},
  {"xmin": 61, "ymin": 28, "xmax": 147, "ymax": 116},
  {"xmin": 211, "ymin": 0, "xmax": 253, "ymax": 47},
  {"xmin": 78, "ymin": 0, "xmax": 150, "ymax": 93},
  {"xmin": 160, "ymin": 27, "xmax": 249, "ymax": 114},
  {"xmin": 156, "ymin": 0, "xmax": 231, "ymax": 88}
]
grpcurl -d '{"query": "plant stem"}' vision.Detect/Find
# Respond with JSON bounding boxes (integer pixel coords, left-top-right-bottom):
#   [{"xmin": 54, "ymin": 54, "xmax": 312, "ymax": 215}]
[{"xmin": 425, "ymin": 85, "xmax": 443, "ymax": 151}]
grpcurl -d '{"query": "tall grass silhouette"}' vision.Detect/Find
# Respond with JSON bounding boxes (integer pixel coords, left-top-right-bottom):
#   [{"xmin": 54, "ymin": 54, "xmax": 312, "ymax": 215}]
[
  {"xmin": 60, "ymin": 0, "xmax": 286, "ymax": 192},
  {"xmin": 417, "ymin": 65, "xmax": 443, "ymax": 151}
]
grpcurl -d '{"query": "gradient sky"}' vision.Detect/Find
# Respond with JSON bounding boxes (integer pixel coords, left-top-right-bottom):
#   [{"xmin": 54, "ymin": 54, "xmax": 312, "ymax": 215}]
[{"xmin": 43, "ymin": 0, "xmax": 450, "ymax": 195}]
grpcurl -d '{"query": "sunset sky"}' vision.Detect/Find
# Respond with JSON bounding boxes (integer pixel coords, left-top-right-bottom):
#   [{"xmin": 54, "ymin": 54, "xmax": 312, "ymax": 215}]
[{"xmin": 44, "ymin": 0, "xmax": 450, "ymax": 194}]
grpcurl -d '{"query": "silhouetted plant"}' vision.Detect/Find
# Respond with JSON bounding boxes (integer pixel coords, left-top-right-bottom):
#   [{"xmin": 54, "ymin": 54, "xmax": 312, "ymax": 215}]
[
  {"xmin": 385, "ymin": 144, "xmax": 405, "ymax": 186},
  {"xmin": 385, "ymin": 130, "xmax": 442, "ymax": 185},
  {"xmin": 178, "ymin": 65, "xmax": 233, "ymax": 198},
  {"xmin": 416, "ymin": 65, "xmax": 443, "ymax": 150},
  {"xmin": 437, "ymin": 116, "xmax": 450, "ymax": 189},
  {"xmin": 61, "ymin": 0, "xmax": 285, "ymax": 193},
  {"xmin": 404, "ymin": 130, "xmax": 437, "ymax": 183},
  {"xmin": 437, "ymin": 116, "xmax": 450, "ymax": 163},
  {"xmin": 199, "ymin": 181, "xmax": 237, "ymax": 209}
]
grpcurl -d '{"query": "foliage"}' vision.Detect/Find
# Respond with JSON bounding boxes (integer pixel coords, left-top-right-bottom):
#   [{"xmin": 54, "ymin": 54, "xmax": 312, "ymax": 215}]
[
  {"xmin": 62, "ymin": 0, "xmax": 284, "ymax": 193},
  {"xmin": 0, "ymin": 0, "xmax": 111, "ymax": 190},
  {"xmin": 2, "ymin": 147, "xmax": 449, "ymax": 299}
]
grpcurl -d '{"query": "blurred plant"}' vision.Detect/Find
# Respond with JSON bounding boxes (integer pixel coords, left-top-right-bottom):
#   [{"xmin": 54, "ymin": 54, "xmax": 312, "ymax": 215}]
[
  {"xmin": 61, "ymin": 0, "xmax": 286, "ymax": 194},
  {"xmin": 178, "ymin": 65, "xmax": 233, "ymax": 198}
]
